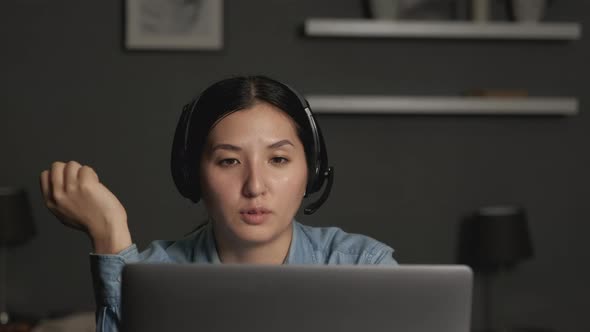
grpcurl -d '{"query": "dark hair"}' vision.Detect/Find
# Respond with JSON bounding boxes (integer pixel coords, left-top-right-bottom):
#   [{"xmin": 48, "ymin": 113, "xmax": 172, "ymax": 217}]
[{"xmin": 183, "ymin": 75, "xmax": 315, "ymax": 200}]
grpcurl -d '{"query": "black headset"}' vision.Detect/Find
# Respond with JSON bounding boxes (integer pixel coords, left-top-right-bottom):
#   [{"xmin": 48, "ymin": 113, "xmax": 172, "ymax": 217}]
[{"xmin": 170, "ymin": 82, "xmax": 334, "ymax": 215}]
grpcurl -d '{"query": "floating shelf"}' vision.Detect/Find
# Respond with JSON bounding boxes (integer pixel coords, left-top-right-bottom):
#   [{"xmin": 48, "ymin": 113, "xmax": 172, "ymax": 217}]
[
  {"xmin": 304, "ymin": 19, "xmax": 582, "ymax": 40},
  {"xmin": 305, "ymin": 95, "xmax": 578, "ymax": 115}
]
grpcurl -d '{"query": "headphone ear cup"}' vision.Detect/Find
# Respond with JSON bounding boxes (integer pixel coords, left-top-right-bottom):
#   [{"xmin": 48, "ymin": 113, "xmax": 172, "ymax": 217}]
[
  {"xmin": 307, "ymin": 158, "xmax": 322, "ymax": 194},
  {"xmin": 317, "ymin": 132, "xmax": 329, "ymax": 191},
  {"xmin": 305, "ymin": 157, "xmax": 317, "ymax": 196},
  {"xmin": 171, "ymin": 105, "xmax": 193, "ymax": 200},
  {"xmin": 306, "ymin": 112, "xmax": 329, "ymax": 195}
]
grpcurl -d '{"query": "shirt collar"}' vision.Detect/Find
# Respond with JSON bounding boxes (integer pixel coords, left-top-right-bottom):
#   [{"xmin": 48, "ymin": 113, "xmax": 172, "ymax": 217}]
[
  {"xmin": 203, "ymin": 221, "xmax": 222, "ymax": 264},
  {"xmin": 201, "ymin": 219, "xmax": 315, "ymax": 264},
  {"xmin": 285, "ymin": 220, "xmax": 316, "ymax": 264}
]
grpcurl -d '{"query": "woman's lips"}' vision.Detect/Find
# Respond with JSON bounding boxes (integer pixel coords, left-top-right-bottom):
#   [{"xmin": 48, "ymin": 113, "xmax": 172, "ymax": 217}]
[{"xmin": 239, "ymin": 208, "xmax": 271, "ymax": 225}]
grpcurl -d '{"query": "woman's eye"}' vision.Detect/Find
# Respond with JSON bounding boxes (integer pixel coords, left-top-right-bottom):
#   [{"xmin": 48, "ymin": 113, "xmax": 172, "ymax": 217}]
[
  {"xmin": 218, "ymin": 159, "xmax": 239, "ymax": 167},
  {"xmin": 271, "ymin": 157, "xmax": 289, "ymax": 165}
]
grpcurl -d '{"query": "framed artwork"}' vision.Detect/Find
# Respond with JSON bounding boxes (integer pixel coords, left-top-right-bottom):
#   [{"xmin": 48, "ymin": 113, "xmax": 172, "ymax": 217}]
[{"xmin": 125, "ymin": 0, "xmax": 223, "ymax": 50}]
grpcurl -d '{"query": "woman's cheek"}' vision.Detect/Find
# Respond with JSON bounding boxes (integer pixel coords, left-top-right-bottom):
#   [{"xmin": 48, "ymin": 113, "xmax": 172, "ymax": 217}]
[{"xmin": 215, "ymin": 172, "xmax": 243, "ymax": 202}]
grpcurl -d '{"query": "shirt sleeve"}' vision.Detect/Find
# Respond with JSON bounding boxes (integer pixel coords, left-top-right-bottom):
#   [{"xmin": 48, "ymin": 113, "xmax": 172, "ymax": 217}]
[
  {"xmin": 90, "ymin": 244, "xmax": 140, "ymax": 332},
  {"xmin": 372, "ymin": 246, "xmax": 399, "ymax": 266}
]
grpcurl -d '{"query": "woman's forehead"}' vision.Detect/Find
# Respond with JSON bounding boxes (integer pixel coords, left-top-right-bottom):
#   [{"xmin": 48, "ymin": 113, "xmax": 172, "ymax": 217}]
[{"xmin": 207, "ymin": 102, "xmax": 301, "ymax": 146}]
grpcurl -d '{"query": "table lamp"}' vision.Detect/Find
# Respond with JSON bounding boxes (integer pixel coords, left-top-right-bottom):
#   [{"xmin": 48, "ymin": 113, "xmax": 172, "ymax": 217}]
[
  {"xmin": 457, "ymin": 205, "xmax": 534, "ymax": 332},
  {"xmin": 0, "ymin": 187, "xmax": 36, "ymax": 325}
]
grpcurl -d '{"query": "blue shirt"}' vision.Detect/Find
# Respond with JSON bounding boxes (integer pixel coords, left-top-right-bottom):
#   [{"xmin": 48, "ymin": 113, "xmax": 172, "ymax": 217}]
[{"xmin": 90, "ymin": 220, "xmax": 398, "ymax": 332}]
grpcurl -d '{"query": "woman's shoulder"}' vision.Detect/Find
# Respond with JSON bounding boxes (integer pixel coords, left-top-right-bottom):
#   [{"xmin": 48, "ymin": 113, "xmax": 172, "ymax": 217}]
[{"xmin": 294, "ymin": 221, "xmax": 397, "ymax": 265}]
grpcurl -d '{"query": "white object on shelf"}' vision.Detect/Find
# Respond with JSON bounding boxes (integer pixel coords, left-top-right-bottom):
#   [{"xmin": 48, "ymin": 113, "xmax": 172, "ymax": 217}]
[
  {"xmin": 511, "ymin": 0, "xmax": 548, "ymax": 22},
  {"xmin": 305, "ymin": 95, "xmax": 578, "ymax": 115},
  {"xmin": 304, "ymin": 19, "xmax": 582, "ymax": 40},
  {"xmin": 472, "ymin": 0, "xmax": 490, "ymax": 22},
  {"xmin": 368, "ymin": 0, "xmax": 399, "ymax": 20}
]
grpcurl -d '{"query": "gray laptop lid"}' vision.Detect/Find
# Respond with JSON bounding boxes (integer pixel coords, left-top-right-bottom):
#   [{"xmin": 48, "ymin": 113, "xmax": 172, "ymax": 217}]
[{"xmin": 121, "ymin": 264, "xmax": 472, "ymax": 332}]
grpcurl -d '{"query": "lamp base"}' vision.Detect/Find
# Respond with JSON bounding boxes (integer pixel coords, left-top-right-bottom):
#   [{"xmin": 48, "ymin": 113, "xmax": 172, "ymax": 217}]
[{"xmin": 0, "ymin": 311, "xmax": 8, "ymax": 325}]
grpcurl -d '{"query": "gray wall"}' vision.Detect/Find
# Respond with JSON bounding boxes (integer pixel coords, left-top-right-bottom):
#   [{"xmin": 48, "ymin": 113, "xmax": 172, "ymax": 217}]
[{"xmin": 1, "ymin": 0, "xmax": 589, "ymax": 331}]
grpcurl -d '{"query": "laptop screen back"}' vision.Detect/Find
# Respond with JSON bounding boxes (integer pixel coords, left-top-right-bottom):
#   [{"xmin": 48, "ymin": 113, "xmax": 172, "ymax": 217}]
[{"xmin": 121, "ymin": 264, "xmax": 472, "ymax": 332}]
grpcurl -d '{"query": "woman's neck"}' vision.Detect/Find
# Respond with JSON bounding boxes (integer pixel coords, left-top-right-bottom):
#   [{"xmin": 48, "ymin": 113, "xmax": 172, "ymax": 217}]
[{"xmin": 212, "ymin": 223, "xmax": 293, "ymax": 264}]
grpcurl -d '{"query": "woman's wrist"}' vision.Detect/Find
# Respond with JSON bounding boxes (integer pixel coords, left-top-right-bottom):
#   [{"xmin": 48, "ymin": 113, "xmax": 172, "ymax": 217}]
[{"xmin": 89, "ymin": 219, "xmax": 132, "ymax": 254}]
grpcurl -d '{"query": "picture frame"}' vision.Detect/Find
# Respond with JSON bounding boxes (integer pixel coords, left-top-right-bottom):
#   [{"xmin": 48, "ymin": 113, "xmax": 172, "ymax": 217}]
[{"xmin": 125, "ymin": 0, "xmax": 223, "ymax": 51}]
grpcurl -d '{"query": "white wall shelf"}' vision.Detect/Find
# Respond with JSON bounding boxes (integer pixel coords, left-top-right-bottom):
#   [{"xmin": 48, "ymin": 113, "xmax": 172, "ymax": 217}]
[
  {"xmin": 304, "ymin": 19, "xmax": 582, "ymax": 40},
  {"xmin": 305, "ymin": 95, "xmax": 578, "ymax": 116}
]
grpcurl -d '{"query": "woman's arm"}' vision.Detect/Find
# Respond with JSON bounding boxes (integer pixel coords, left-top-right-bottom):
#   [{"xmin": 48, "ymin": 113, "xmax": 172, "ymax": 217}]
[
  {"xmin": 91, "ymin": 244, "xmax": 140, "ymax": 332},
  {"xmin": 40, "ymin": 160, "xmax": 132, "ymax": 331}
]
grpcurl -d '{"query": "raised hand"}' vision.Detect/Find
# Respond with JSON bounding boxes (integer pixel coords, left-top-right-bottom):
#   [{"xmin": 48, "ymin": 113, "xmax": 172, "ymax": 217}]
[{"xmin": 40, "ymin": 161, "xmax": 132, "ymax": 254}]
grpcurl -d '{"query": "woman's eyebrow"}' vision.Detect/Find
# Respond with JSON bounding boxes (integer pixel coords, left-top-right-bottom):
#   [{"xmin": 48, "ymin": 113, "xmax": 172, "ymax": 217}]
[
  {"xmin": 211, "ymin": 144, "xmax": 241, "ymax": 152},
  {"xmin": 210, "ymin": 140, "xmax": 294, "ymax": 152},
  {"xmin": 268, "ymin": 139, "xmax": 294, "ymax": 149}
]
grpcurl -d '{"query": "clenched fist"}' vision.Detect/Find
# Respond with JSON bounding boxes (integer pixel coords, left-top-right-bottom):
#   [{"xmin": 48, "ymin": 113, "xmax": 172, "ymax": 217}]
[{"xmin": 39, "ymin": 161, "xmax": 132, "ymax": 254}]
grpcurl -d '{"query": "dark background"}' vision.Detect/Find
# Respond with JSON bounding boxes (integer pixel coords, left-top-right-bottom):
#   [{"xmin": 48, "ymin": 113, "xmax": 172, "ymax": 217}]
[{"xmin": 1, "ymin": 1, "xmax": 588, "ymax": 331}]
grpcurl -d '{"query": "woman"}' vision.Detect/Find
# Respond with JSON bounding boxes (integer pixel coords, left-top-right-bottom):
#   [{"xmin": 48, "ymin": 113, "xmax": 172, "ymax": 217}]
[{"xmin": 39, "ymin": 76, "xmax": 397, "ymax": 332}]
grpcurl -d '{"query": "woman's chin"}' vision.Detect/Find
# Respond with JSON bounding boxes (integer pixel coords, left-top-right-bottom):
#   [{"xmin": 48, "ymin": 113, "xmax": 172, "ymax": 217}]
[
  {"xmin": 234, "ymin": 225, "xmax": 277, "ymax": 244},
  {"xmin": 231, "ymin": 220, "xmax": 289, "ymax": 245}
]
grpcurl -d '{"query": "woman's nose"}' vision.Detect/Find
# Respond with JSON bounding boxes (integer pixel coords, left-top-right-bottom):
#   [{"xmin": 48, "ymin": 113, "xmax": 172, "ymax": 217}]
[{"xmin": 242, "ymin": 164, "xmax": 267, "ymax": 198}]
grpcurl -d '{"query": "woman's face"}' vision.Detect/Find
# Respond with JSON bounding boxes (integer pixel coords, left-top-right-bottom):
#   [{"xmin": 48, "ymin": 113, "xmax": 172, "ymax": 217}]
[{"xmin": 199, "ymin": 101, "xmax": 308, "ymax": 245}]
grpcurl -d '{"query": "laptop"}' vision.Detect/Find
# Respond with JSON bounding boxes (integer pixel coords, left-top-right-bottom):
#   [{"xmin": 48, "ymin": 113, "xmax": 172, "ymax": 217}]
[{"xmin": 121, "ymin": 264, "xmax": 472, "ymax": 332}]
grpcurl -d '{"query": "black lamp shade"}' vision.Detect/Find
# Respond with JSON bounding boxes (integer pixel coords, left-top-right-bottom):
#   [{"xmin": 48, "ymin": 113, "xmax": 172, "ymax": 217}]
[
  {"xmin": 0, "ymin": 187, "xmax": 36, "ymax": 247},
  {"xmin": 458, "ymin": 205, "xmax": 534, "ymax": 273}
]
